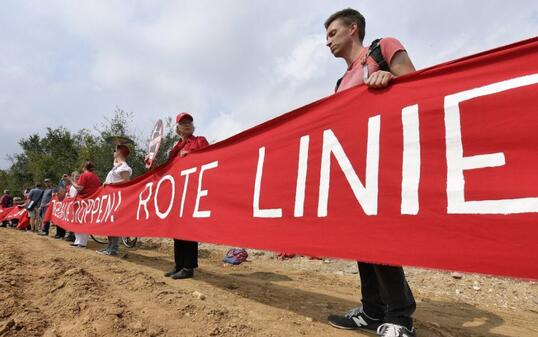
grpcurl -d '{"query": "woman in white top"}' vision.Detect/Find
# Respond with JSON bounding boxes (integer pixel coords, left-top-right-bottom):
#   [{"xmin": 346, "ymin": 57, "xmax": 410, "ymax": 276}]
[
  {"xmin": 69, "ymin": 172, "xmax": 80, "ymax": 198},
  {"xmin": 69, "ymin": 171, "xmax": 90, "ymax": 248},
  {"xmin": 97, "ymin": 144, "xmax": 132, "ymax": 256}
]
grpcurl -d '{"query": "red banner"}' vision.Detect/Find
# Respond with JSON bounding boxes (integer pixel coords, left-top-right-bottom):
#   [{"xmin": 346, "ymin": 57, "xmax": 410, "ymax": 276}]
[
  {"xmin": 51, "ymin": 37, "xmax": 538, "ymax": 279},
  {"xmin": 2, "ymin": 206, "xmax": 29, "ymax": 229},
  {"xmin": 2, "ymin": 207, "xmax": 26, "ymax": 222},
  {"xmin": 0, "ymin": 207, "xmax": 15, "ymax": 222}
]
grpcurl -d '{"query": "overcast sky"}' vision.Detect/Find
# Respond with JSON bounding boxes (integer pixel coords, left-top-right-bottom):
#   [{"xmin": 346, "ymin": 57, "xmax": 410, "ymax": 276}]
[{"xmin": 1, "ymin": 0, "xmax": 537, "ymax": 169}]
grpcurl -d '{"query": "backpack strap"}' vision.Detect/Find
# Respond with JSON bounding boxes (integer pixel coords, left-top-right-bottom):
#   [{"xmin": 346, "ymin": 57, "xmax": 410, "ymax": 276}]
[
  {"xmin": 335, "ymin": 77, "xmax": 343, "ymax": 92},
  {"xmin": 334, "ymin": 38, "xmax": 389, "ymax": 92},
  {"xmin": 367, "ymin": 38, "xmax": 389, "ymax": 71}
]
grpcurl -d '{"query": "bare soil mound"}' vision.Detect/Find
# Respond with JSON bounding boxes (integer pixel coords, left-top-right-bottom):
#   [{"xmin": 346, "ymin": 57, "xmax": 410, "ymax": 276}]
[{"xmin": 0, "ymin": 228, "xmax": 536, "ymax": 337}]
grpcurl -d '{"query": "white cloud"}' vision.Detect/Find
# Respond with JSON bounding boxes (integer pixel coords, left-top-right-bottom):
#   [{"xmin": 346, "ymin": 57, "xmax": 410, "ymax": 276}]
[{"xmin": 1, "ymin": 0, "xmax": 537, "ymax": 169}]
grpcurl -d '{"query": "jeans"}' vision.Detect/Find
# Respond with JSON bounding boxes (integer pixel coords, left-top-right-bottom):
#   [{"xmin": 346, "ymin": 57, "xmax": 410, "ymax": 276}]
[
  {"xmin": 107, "ymin": 236, "xmax": 120, "ymax": 253},
  {"xmin": 358, "ymin": 262, "xmax": 416, "ymax": 329}
]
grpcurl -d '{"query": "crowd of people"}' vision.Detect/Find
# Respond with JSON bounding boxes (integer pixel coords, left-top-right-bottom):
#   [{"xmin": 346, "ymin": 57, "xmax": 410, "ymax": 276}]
[
  {"xmin": 0, "ymin": 8, "xmax": 419, "ymax": 337},
  {"xmin": 0, "ymin": 148, "xmax": 131, "ymax": 255}
]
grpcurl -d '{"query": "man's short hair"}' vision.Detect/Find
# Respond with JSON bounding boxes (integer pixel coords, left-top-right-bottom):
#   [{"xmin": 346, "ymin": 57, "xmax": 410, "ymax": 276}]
[{"xmin": 324, "ymin": 8, "xmax": 366, "ymax": 42}]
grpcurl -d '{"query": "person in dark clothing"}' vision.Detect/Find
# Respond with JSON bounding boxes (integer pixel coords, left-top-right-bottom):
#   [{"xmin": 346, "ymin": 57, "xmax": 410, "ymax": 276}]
[
  {"xmin": 38, "ymin": 178, "xmax": 54, "ymax": 235},
  {"xmin": 163, "ymin": 112, "xmax": 209, "ymax": 280},
  {"xmin": 51, "ymin": 187, "xmax": 67, "ymax": 239},
  {"xmin": 27, "ymin": 183, "xmax": 44, "ymax": 232},
  {"xmin": 324, "ymin": 8, "xmax": 417, "ymax": 337},
  {"xmin": 0, "ymin": 190, "xmax": 13, "ymax": 208}
]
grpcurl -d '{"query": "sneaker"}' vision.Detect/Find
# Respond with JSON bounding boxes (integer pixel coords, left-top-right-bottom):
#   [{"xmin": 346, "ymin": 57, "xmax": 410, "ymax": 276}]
[
  {"xmin": 171, "ymin": 268, "xmax": 194, "ymax": 279},
  {"xmin": 98, "ymin": 250, "xmax": 118, "ymax": 256},
  {"xmin": 377, "ymin": 323, "xmax": 416, "ymax": 337},
  {"xmin": 164, "ymin": 268, "xmax": 180, "ymax": 277},
  {"xmin": 328, "ymin": 306, "xmax": 383, "ymax": 332},
  {"xmin": 69, "ymin": 243, "xmax": 78, "ymax": 247},
  {"xmin": 96, "ymin": 248, "xmax": 109, "ymax": 254}
]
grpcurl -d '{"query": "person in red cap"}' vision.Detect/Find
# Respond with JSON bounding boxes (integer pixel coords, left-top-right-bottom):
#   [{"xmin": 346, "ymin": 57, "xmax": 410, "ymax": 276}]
[
  {"xmin": 165, "ymin": 112, "xmax": 209, "ymax": 279},
  {"xmin": 167, "ymin": 112, "xmax": 209, "ymax": 160}
]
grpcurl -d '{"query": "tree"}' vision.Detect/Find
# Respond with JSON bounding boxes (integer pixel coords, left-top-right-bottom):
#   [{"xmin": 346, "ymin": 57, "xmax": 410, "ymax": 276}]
[
  {"xmin": 0, "ymin": 106, "xmax": 178, "ymax": 193},
  {"xmin": 4, "ymin": 153, "xmax": 33, "ymax": 194},
  {"xmin": 16, "ymin": 128, "xmax": 80, "ymax": 186}
]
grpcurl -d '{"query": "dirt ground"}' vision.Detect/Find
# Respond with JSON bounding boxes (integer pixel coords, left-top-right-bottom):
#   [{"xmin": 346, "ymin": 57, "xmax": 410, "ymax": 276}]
[{"xmin": 0, "ymin": 227, "xmax": 537, "ymax": 337}]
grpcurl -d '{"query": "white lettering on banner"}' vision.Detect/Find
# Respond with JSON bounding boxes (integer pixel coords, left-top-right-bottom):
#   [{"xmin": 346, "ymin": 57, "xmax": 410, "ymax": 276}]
[
  {"xmin": 76, "ymin": 201, "xmax": 82, "ymax": 222},
  {"xmin": 401, "ymin": 104, "xmax": 421, "ymax": 215},
  {"xmin": 180, "ymin": 167, "xmax": 197, "ymax": 218},
  {"xmin": 132, "ymin": 163, "xmax": 216, "ymax": 221},
  {"xmin": 101, "ymin": 194, "xmax": 113, "ymax": 223},
  {"xmin": 444, "ymin": 74, "xmax": 538, "ymax": 214},
  {"xmin": 137, "ymin": 183, "xmax": 154, "ymax": 220},
  {"xmin": 154, "ymin": 175, "xmax": 175, "ymax": 219},
  {"xmin": 90, "ymin": 197, "xmax": 100, "ymax": 223},
  {"xmin": 193, "ymin": 161, "xmax": 219, "ymax": 218},
  {"xmin": 85, "ymin": 199, "xmax": 94, "ymax": 223},
  {"xmin": 318, "ymin": 115, "xmax": 381, "ymax": 217},
  {"xmin": 253, "ymin": 147, "xmax": 283, "ymax": 218},
  {"xmin": 74, "ymin": 200, "xmax": 81, "ymax": 222},
  {"xmin": 78, "ymin": 200, "xmax": 87, "ymax": 223},
  {"xmin": 294, "ymin": 136, "xmax": 310, "ymax": 217},
  {"xmin": 99, "ymin": 197, "xmax": 105, "ymax": 222},
  {"xmin": 69, "ymin": 202, "xmax": 74, "ymax": 221},
  {"xmin": 96, "ymin": 195, "xmax": 107, "ymax": 223},
  {"xmin": 75, "ymin": 200, "xmax": 83, "ymax": 223},
  {"xmin": 80, "ymin": 200, "xmax": 88, "ymax": 223},
  {"xmin": 49, "ymin": 74, "xmax": 538, "ymax": 227},
  {"xmin": 62, "ymin": 192, "xmax": 122, "ymax": 223},
  {"xmin": 111, "ymin": 191, "xmax": 121, "ymax": 222},
  {"xmin": 62, "ymin": 200, "xmax": 69, "ymax": 221}
]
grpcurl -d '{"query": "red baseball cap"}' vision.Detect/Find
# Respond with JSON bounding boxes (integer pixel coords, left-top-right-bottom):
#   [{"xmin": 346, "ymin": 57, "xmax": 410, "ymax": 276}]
[{"xmin": 176, "ymin": 112, "xmax": 193, "ymax": 123}]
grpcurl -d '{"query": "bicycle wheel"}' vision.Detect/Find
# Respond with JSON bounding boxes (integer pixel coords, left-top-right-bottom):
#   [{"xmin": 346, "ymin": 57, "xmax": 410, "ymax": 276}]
[
  {"xmin": 91, "ymin": 235, "xmax": 108, "ymax": 244},
  {"xmin": 122, "ymin": 237, "xmax": 138, "ymax": 248}
]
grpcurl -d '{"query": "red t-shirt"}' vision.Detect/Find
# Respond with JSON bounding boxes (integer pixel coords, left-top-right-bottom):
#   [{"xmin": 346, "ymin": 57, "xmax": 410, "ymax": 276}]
[
  {"xmin": 169, "ymin": 135, "xmax": 209, "ymax": 159},
  {"xmin": 78, "ymin": 171, "xmax": 101, "ymax": 197},
  {"xmin": 336, "ymin": 37, "xmax": 405, "ymax": 93}
]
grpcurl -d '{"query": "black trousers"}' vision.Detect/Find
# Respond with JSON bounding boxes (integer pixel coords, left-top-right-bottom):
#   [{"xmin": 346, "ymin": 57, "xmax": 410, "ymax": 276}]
[
  {"xmin": 56, "ymin": 226, "xmax": 66, "ymax": 238},
  {"xmin": 42, "ymin": 221, "xmax": 50, "ymax": 234},
  {"xmin": 39, "ymin": 205, "xmax": 48, "ymax": 218},
  {"xmin": 358, "ymin": 262, "xmax": 416, "ymax": 329},
  {"xmin": 173, "ymin": 239, "xmax": 198, "ymax": 270}
]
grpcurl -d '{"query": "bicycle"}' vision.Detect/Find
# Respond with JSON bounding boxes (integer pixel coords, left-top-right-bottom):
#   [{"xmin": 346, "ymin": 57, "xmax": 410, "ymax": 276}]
[{"xmin": 90, "ymin": 235, "xmax": 138, "ymax": 248}]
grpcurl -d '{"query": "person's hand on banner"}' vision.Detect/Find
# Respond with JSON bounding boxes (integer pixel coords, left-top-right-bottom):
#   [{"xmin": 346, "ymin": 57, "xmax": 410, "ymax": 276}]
[
  {"xmin": 365, "ymin": 70, "xmax": 394, "ymax": 88},
  {"xmin": 144, "ymin": 154, "xmax": 152, "ymax": 167}
]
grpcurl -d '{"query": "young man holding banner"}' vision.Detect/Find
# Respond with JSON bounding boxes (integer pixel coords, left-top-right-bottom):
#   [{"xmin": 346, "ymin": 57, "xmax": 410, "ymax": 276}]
[{"xmin": 325, "ymin": 8, "xmax": 417, "ymax": 337}]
